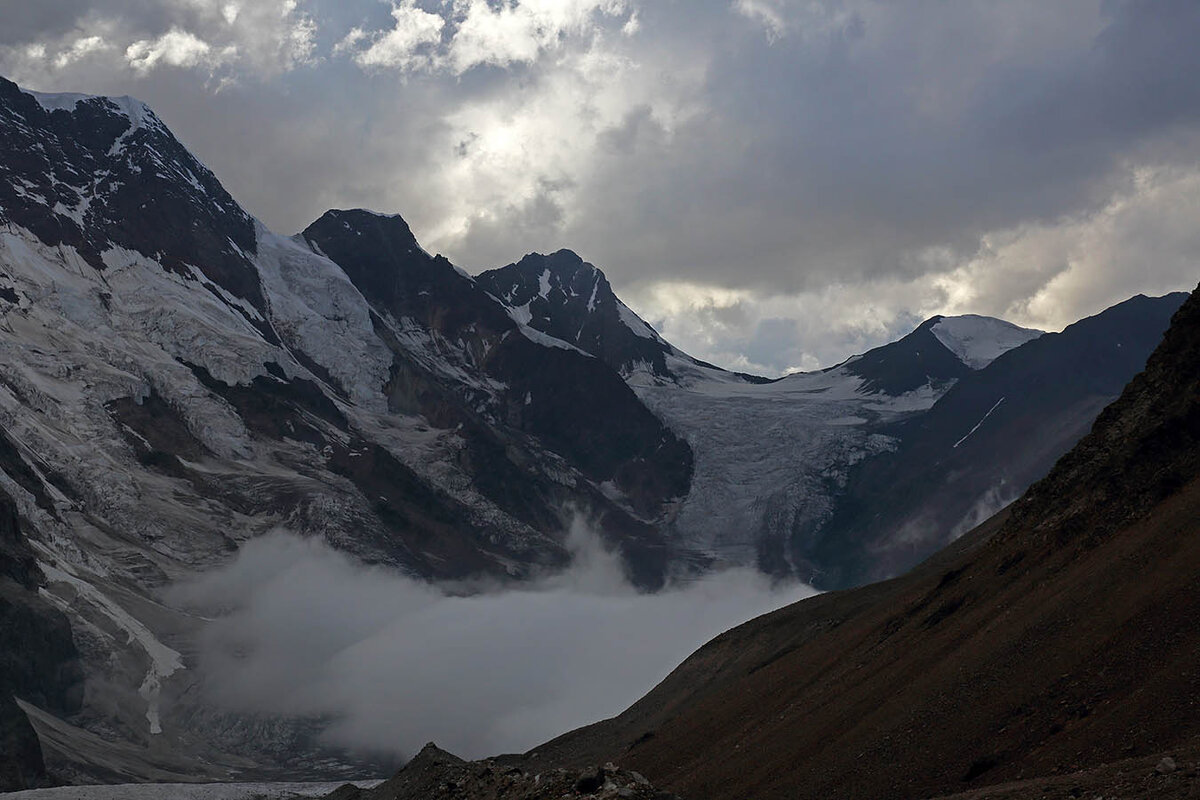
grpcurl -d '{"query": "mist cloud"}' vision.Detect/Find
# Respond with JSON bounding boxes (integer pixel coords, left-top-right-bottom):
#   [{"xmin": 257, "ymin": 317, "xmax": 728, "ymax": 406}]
[{"xmin": 170, "ymin": 523, "xmax": 814, "ymax": 760}]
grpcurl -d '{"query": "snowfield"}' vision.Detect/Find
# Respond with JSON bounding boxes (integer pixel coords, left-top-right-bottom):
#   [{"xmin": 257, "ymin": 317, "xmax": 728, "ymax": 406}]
[{"xmin": 930, "ymin": 314, "xmax": 1043, "ymax": 369}]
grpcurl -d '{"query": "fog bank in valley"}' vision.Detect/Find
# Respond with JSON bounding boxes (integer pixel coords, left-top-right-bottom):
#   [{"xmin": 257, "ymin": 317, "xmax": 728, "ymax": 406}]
[{"xmin": 171, "ymin": 523, "xmax": 816, "ymax": 759}]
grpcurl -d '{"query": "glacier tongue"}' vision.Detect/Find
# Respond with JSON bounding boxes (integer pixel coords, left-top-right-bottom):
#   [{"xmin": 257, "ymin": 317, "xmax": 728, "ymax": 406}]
[{"xmin": 631, "ymin": 356, "xmax": 940, "ymax": 574}]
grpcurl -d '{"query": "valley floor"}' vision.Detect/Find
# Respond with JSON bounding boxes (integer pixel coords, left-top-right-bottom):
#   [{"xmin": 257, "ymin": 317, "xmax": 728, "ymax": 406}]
[{"xmin": 5, "ymin": 781, "xmax": 381, "ymax": 800}]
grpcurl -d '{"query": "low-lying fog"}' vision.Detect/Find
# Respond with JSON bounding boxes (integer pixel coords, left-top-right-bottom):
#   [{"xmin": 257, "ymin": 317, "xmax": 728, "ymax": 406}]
[{"xmin": 170, "ymin": 522, "xmax": 815, "ymax": 760}]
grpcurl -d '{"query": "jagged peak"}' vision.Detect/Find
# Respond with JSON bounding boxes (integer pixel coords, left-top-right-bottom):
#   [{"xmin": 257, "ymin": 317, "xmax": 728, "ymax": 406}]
[
  {"xmin": 0, "ymin": 76, "xmax": 262, "ymax": 306},
  {"xmin": 321, "ymin": 207, "xmax": 411, "ymax": 222},
  {"xmin": 3, "ymin": 78, "xmax": 170, "ymax": 144},
  {"xmin": 298, "ymin": 206, "xmax": 490, "ymax": 317},
  {"xmin": 312, "ymin": 207, "xmax": 416, "ymax": 231},
  {"xmin": 303, "ymin": 208, "xmax": 433, "ymax": 261},
  {"xmin": 512, "ymin": 248, "xmax": 601, "ymax": 281},
  {"xmin": 480, "ymin": 249, "xmax": 612, "ymax": 311}
]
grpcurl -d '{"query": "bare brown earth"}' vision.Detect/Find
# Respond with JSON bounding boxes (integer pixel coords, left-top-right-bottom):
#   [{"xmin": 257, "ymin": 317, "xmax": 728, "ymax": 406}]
[{"xmin": 530, "ymin": 282, "xmax": 1200, "ymax": 800}]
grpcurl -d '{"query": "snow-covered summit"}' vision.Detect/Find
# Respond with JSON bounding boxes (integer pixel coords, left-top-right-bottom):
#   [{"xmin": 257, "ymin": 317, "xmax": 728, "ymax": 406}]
[
  {"xmin": 1, "ymin": 76, "xmax": 259, "ymax": 308},
  {"xmin": 477, "ymin": 250, "xmax": 696, "ymax": 381},
  {"xmin": 27, "ymin": 88, "xmax": 164, "ymax": 133},
  {"xmin": 930, "ymin": 314, "xmax": 1044, "ymax": 369},
  {"xmin": 25, "ymin": 89, "xmax": 91, "ymax": 112}
]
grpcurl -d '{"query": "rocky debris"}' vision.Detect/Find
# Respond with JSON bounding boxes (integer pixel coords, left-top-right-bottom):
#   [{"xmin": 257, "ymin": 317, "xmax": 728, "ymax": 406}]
[
  {"xmin": 1156, "ymin": 756, "xmax": 1177, "ymax": 774},
  {"xmin": 922, "ymin": 746, "xmax": 1200, "ymax": 799},
  {"xmin": 325, "ymin": 744, "xmax": 678, "ymax": 800}
]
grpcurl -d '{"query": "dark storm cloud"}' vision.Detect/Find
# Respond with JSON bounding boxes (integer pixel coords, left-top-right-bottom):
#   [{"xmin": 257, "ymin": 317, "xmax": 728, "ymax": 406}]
[
  {"xmin": 572, "ymin": 0, "xmax": 1200, "ymax": 292},
  {"xmin": 2, "ymin": 0, "xmax": 1198, "ymax": 373},
  {"xmin": 0, "ymin": 1, "xmax": 87, "ymax": 45}
]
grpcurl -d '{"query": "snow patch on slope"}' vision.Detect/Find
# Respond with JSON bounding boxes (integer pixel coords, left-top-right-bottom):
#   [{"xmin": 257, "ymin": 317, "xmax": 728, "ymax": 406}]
[
  {"xmin": 39, "ymin": 561, "xmax": 183, "ymax": 736},
  {"xmin": 517, "ymin": 322, "xmax": 592, "ymax": 355},
  {"xmin": 258, "ymin": 230, "xmax": 392, "ymax": 409},
  {"xmin": 507, "ymin": 301, "xmax": 533, "ymax": 326},
  {"xmin": 954, "ymin": 396, "xmax": 1006, "ymax": 448},
  {"xmin": 931, "ymin": 315, "xmax": 1043, "ymax": 369},
  {"xmin": 616, "ymin": 298, "xmax": 661, "ymax": 341}
]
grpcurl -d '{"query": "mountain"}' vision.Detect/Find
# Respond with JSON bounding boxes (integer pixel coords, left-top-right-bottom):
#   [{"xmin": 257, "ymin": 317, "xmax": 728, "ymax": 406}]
[
  {"xmin": 0, "ymin": 81, "xmax": 263, "ymax": 315},
  {"xmin": 0, "ymin": 77, "xmax": 696, "ymax": 784},
  {"xmin": 0, "ymin": 73, "xmax": 1187, "ymax": 787},
  {"xmin": 619, "ymin": 303, "xmax": 1181, "ymax": 587},
  {"xmin": 476, "ymin": 251, "xmax": 1062, "ymax": 579},
  {"xmin": 532, "ymin": 280, "xmax": 1200, "ymax": 800},
  {"xmin": 477, "ymin": 249, "xmax": 680, "ymax": 381},
  {"xmin": 301, "ymin": 213, "xmax": 692, "ymax": 529},
  {"xmin": 793, "ymin": 292, "xmax": 1187, "ymax": 587},
  {"xmin": 842, "ymin": 313, "xmax": 1042, "ymax": 394},
  {"xmin": 473, "ymin": 246, "xmax": 1177, "ymax": 588}
]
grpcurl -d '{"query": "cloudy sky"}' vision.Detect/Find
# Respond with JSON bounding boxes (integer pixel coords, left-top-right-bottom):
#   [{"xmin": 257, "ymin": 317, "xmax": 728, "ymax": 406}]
[{"xmin": 3, "ymin": 0, "xmax": 1198, "ymax": 374}]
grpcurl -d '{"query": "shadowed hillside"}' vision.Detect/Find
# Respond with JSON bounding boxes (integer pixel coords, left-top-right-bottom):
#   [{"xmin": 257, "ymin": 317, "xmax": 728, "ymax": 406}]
[{"xmin": 532, "ymin": 282, "xmax": 1200, "ymax": 800}]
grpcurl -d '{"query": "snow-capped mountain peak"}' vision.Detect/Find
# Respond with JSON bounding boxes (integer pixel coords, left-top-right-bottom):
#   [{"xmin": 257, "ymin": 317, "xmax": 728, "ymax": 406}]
[
  {"xmin": 477, "ymin": 251, "xmax": 688, "ymax": 380},
  {"xmin": 28, "ymin": 89, "xmax": 165, "ymax": 134},
  {"xmin": 0, "ymin": 78, "xmax": 261, "ymax": 310},
  {"xmin": 929, "ymin": 314, "xmax": 1044, "ymax": 369}
]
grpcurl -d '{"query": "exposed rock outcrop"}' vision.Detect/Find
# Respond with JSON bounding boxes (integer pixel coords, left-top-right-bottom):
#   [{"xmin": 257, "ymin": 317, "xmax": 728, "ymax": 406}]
[
  {"xmin": 0, "ymin": 487, "xmax": 82, "ymax": 791},
  {"xmin": 326, "ymin": 743, "xmax": 677, "ymax": 800}
]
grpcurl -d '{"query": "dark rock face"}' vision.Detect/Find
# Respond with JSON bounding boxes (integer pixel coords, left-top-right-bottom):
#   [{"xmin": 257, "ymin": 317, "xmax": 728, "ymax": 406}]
[
  {"xmin": 304, "ymin": 210, "xmax": 512, "ymax": 337},
  {"xmin": 327, "ymin": 743, "xmax": 678, "ymax": 800},
  {"xmin": 0, "ymin": 488, "xmax": 83, "ymax": 792},
  {"xmin": 0, "ymin": 78, "xmax": 263, "ymax": 311},
  {"xmin": 842, "ymin": 315, "xmax": 973, "ymax": 396},
  {"xmin": 799, "ymin": 292, "xmax": 1188, "ymax": 587},
  {"xmin": 303, "ymin": 211, "xmax": 693, "ymax": 525},
  {"xmin": 477, "ymin": 251, "xmax": 676, "ymax": 380}
]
